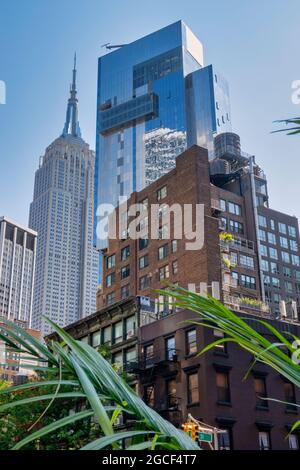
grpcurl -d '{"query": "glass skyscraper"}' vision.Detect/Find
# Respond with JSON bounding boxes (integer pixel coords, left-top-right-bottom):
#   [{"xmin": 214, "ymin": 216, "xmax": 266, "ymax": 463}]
[{"xmin": 95, "ymin": 21, "xmax": 231, "ymax": 247}]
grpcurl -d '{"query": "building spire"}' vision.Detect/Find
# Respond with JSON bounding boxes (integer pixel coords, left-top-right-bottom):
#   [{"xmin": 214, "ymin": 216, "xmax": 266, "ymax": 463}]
[{"xmin": 62, "ymin": 53, "xmax": 82, "ymax": 138}]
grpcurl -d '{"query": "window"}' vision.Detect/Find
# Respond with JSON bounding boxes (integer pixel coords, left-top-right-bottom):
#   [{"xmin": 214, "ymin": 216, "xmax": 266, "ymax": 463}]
[
  {"xmin": 213, "ymin": 329, "xmax": 227, "ymax": 353},
  {"xmin": 125, "ymin": 316, "xmax": 135, "ymax": 339},
  {"xmin": 165, "ymin": 336, "xmax": 176, "ymax": 360},
  {"xmin": 157, "ymin": 185, "xmax": 167, "ymax": 201},
  {"xmin": 258, "ymin": 215, "xmax": 267, "ymax": 228},
  {"xmin": 158, "ymin": 243, "xmax": 168, "ymax": 260},
  {"xmin": 254, "ymin": 376, "xmax": 268, "ymax": 408},
  {"xmin": 289, "ymin": 434, "xmax": 299, "ymax": 450},
  {"xmin": 228, "ymin": 202, "xmax": 241, "ymax": 216},
  {"xmin": 282, "ymin": 251, "xmax": 290, "ymax": 264},
  {"xmin": 171, "ymin": 239, "xmax": 177, "ymax": 253},
  {"xmin": 172, "ymin": 260, "xmax": 178, "ymax": 275},
  {"xmin": 283, "ymin": 266, "xmax": 292, "ymax": 278},
  {"xmin": 292, "ymin": 255, "xmax": 300, "ymax": 266},
  {"xmin": 106, "ymin": 272, "xmax": 115, "ymax": 287},
  {"xmin": 240, "ymin": 255, "xmax": 254, "ymax": 269},
  {"xmin": 158, "ymin": 203, "xmax": 169, "ymax": 219},
  {"xmin": 92, "ymin": 331, "xmax": 101, "ymax": 348},
  {"xmin": 290, "ymin": 240, "xmax": 298, "ymax": 252},
  {"xmin": 270, "ymin": 262, "xmax": 279, "ymax": 274},
  {"xmin": 158, "ymin": 224, "xmax": 169, "ymax": 239},
  {"xmin": 187, "ymin": 372, "xmax": 199, "ymax": 404},
  {"xmin": 260, "ymin": 245, "xmax": 268, "ymax": 257},
  {"xmin": 139, "ymin": 237, "xmax": 149, "ymax": 250},
  {"xmin": 112, "ymin": 351, "xmax": 123, "ymax": 369},
  {"xmin": 261, "ymin": 260, "xmax": 269, "ymax": 272},
  {"xmin": 139, "ymin": 275, "xmax": 150, "ymax": 290},
  {"xmin": 125, "ymin": 347, "xmax": 136, "ymax": 366},
  {"xmin": 159, "ymin": 264, "xmax": 169, "ymax": 281},
  {"xmin": 107, "ymin": 254, "xmax": 115, "ymax": 269},
  {"xmin": 284, "ymin": 382, "xmax": 297, "ymax": 411},
  {"xmin": 113, "ymin": 321, "xmax": 123, "ymax": 344},
  {"xmin": 106, "ymin": 292, "xmax": 115, "ymax": 305},
  {"xmin": 220, "ymin": 217, "xmax": 227, "ymax": 230},
  {"xmin": 139, "ymin": 216, "xmax": 148, "ymax": 232},
  {"xmin": 259, "ymin": 431, "xmax": 271, "ymax": 450},
  {"xmin": 121, "ymin": 284, "xmax": 130, "ymax": 299},
  {"xmin": 270, "ymin": 219, "xmax": 275, "ymax": 230},
  {"xmin": 229, "ymin": 220, "xmax": 243, "ymax": 234},
  {"xmin": 285, "ymin": 281, "xmax": 293, "ymax": 293},
  {"xmin": 269, "ymin": 248, "xmax": 278, "ymax": 260},
  {"xmin": 259, "ymin": 229, "xmax": 266, "ymax": 242},
  {"xmin": 218, "ymin": 429, "xmax": 232, "ymax": 450},
  {"xmin": 295, "ymin": 270, "xmax": 300, "ymax": 282},
  {"xmin": 272, "ymin": 277, "xmax": 280, "ymax": 288},
  {"xmin": 121, "ymin": 245, "xmax": 130, "ymax": 261},
  {"xmin": 280, "ymin": 236, "xmax": 288, "ymax": 249},
  {"xmin": 216, "ymin": 371, "xmax": 231, "ymax": 403},
  {"xmin": 230, "ymin": 252, "xmax": 238, "ymax": 266},
  {"xmin": 140, "ymin": 197, "xmax": 148, "ymax": 209},
  {"xmin": 264, "ymin": 275, "xmax": 270, "ymax": 286},
  {"xmin": 240, "ymin": 275, "xmax": 256, "ymax": 289},
  {"xmin": 273, "ymin": 293, "xmax": 281, "ymax": 304},
  {"xmin": 121, "ymin": 265, "xmax": 130, "ymax": 279},
  {"xmin": 186, "ymin": 329, "xmax": 197, "ymax": 355},
  {"xmin": 220, "ymin": 199, "xmax": 226, "ymax": 211},
  {"xmin": 279, "ymin": 222, "xmax": 287, "ymax": 234},
  {"xmin": 144, "ymin": 385, "xmax": 155, "ymax": 408},
  {"xmin": 139, "ymin": 254, "xmax": 149, "ymax": 269},
  {"xmin": 288, "ymin": 225, "xmax": 297, "ymax": 238},
  {"xmin": 102, "ymin": 326, "xmax": 111, "ymax": 346},
  {"xmin": 144, "ymin": 344, "xmax": 154, "ymax": 365},
  {"xmin": 167, "ymin": 379, "xmax": 177, "ymax": 408},
  {"xmin": 268, "ymin": 232, "xmax": 276, "ymax": 245}
]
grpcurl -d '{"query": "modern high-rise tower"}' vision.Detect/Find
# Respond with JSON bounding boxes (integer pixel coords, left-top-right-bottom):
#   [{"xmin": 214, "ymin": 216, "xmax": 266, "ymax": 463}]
[
  {"xmin": 95, "ymin": 21, "xmax": 231, "ymax": 248},
  {"xmin": 29, "ymin": 56, "xmax": 99, "ymax": 336}
]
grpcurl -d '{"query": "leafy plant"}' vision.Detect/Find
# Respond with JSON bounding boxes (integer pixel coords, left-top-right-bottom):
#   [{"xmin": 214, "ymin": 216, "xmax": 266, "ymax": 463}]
[
  {"xmin": 0, "ymin": 317, "xmax": 198, "ymax": 451},
  {"xmin": 238, "ymin": 296, "xmax": 265, "ymax": 309},
  {"xmin": 222, "ymin": 256, "xmax": 231, "ymax": 269},
  {"xmin": 162, "ymin": 285, "xmax": 300, "ymax": 433},
  {"xmin": 219, "ymin": 232, "xmax": 234, "ymax": 243}
]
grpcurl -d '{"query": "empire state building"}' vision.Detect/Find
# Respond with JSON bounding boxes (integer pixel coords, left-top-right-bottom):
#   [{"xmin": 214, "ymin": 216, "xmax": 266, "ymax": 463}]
[{"xmin": 29, "ymin": 56, "xmax": 99, "ymax": 336}]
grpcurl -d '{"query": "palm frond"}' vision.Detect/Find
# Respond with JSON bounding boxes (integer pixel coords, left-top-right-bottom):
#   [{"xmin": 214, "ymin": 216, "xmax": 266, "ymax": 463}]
[{"xmin": 0, "ymin": 315, "xmax": 198, "ymax": 450}]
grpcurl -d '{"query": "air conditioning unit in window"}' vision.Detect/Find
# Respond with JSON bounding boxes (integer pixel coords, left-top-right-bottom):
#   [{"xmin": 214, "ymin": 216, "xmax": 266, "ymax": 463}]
[
  {"xmin": 291, "ymin": 301, "xmax": 298, "ymax": 320},
  {"xmin": 127, "ymin": 329, "xmax": 135, "ymax": 338},
  {"xmin": 279, "ymin": 300, "xmax": 287, "ymax": 318}
]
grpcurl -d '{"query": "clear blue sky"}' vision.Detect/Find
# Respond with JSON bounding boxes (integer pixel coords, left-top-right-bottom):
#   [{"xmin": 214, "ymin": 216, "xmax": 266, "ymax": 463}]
[{"xmin": 0, "ymin": 0, "xmax": 299, "ymax": 225}]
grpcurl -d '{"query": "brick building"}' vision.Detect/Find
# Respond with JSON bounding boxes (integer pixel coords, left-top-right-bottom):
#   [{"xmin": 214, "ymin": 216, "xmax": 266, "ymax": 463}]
[
  {"xmin": 53, "ymin": 297, "xmax": 300, "ymax": 450},
  {"xmin": 59, "ymin": 139, "xmax": 300, "ymax": 449}
]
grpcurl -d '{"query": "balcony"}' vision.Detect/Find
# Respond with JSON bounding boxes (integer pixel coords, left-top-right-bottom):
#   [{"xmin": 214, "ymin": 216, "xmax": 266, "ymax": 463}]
[
  {"xmin": 222, "ymin": 277, "xmax": 238, "ymax": 293},
  {"xmin": 220, "ymin": 236, "xmax": 255, "ymax": 255},
  {"xmin": 134, "ymin": 349, "xmax": 180, "ymax": 373},
  {"xmin": 223, "ymin": 294, "xmax": 270, "ymax": 317}
]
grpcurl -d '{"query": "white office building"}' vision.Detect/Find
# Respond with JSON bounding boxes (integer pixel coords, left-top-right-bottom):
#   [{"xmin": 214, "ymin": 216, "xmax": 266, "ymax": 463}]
[
  {"xmin": 29, "ymin": 56, "xmax": 99, "ymax": 336},
  {"xmin": 0, "ymin": 217, "xmax": 37, "ymax": 325}
]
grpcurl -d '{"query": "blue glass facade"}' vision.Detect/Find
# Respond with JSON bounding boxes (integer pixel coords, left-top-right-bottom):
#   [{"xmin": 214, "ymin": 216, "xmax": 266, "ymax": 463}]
[
  {"xmin": 186, "ymin": 65, "xmax": 231, "ymax": 156},
  {"xmin": 95, "ymin": 21, "xmax": 231, "ymax": 248}
]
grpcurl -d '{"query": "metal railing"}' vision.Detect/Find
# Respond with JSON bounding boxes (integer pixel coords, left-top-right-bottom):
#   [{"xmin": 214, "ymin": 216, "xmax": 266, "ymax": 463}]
[{"xmin": 223, "ymin": 294, "xmax": 270, "ymax": 317}]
